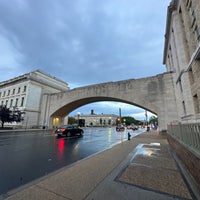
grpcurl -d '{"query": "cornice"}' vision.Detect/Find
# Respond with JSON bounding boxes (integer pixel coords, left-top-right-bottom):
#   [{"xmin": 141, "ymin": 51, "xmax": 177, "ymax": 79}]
[
  {"xmin": 0, "ymin": 70, "xmax": 69, "ymax": 91},
  {"xmin": 163, "ymin": 0, "xmax": 179, "ymax": 64}
]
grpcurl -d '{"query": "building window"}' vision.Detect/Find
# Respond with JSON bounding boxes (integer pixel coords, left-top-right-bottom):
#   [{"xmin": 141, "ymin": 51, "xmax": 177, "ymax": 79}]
[
  {"xmin": 3, "ymin": 91, "xmax": 6, "ymax": 97},
  {"xmin": 7, "ymin": 90, "xmax": 10, "ymax": 96},
  {"xmin": 15, "ymin": 98, "xmax": 18, "ymax": 107},
  {"xmin": 186, "ymin": 0, "xmax": 191, "ymax": 8},
  {"xmin": 10, "ymin": 99, "xmax": 13, "ymax": 107},
  {"xmin": 194, "ymin": 25, "xmax": 200, "ymax": 42},
  {"xmin": 182, "ymin": 101, "xmax": 186, "ymax": 115},
  {"xmin": 18, "ymin": 87, "xmax": 21, "ymax": 93},
  {"xmin": 186, "ymin": 0, "xmax": 200, "ymax": 44},
  {"xmin": 21, "ymin": 97, "xmax": 24, "ymax": 107},
  {"xmin": 168, "ymin": 46, "xmax": 175, "ymax": 72},
  {"xmin": 12, "ymin": 88, "xmax": 15, "ymax": 95},
  {"xmin": 193, "ymin": 94, "xmax": 200, "ymax": 114},
  {"xmin": 23, "ymin": 85, "xmax": 27, "ymax": 92},
  {"xmin": 1, "ymin": 101, "xmax": 3, "ymax": 105},
  {"xmin": 190, "ymin": 11, "xmax": 196, "ymax": 28},
  {"xmin": 5, "ymin": 100, "xmax": 8, "ymax": 107},
  {"xmin": 187, "ymin": 0, "xmax": 192, "ymax": 13},
  {"xmin": 189, "ymin": 68, "xmax": 195, "ymax": 84},
  {"xmin": 179, "ymin": 80, "xmax": 183, "ymax": 93}
]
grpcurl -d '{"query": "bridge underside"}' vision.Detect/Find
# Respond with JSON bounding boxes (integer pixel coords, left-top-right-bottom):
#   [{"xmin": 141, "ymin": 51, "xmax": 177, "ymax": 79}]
[{"xmin": 51, "ymin": 97, "xmax": 157, "ymax": 118}]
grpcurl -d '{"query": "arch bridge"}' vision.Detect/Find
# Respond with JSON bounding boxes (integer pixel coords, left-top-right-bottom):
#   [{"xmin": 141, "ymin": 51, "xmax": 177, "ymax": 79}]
[{"xmin": 40, "ymin": 72, "xmax": 178, "ymax": 132}]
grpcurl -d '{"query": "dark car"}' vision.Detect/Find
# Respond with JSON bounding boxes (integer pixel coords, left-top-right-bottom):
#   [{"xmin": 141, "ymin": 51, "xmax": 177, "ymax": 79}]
[
  {"xmin": 127, "ymin": 124, "xmax": 138, "ymax": 131},
  {"xmin": 116, "ymin": 124, "xmax": 125, "ymax": 131},
  {"xmin": 55, "ymin": 125, "xmax": 84, "ymax": 137}
]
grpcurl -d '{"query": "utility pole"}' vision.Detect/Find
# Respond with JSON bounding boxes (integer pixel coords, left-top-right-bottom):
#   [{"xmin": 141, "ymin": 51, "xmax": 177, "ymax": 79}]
[
  {"xmin": 119, "ymin": 108, "xmax": 121, "ymax": 123},
  {"xmin": 145, "ymin": 110, "xmax": 148, "ymax": 125}
]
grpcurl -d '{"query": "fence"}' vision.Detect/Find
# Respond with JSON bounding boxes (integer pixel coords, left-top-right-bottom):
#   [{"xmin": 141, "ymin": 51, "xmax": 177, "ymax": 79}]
[{"xmin": 167, "ymin": 123, "xmax": 200, "ymax": 158}]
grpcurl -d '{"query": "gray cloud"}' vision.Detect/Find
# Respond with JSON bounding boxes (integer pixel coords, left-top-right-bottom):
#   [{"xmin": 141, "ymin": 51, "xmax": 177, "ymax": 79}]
[
  {"xmin": 0, "ymin": 0, "xmax": 170, "ymax": 86},
  {"xmin": 0, "ymin": 0, "xmax": 170, "ymax": 118}
]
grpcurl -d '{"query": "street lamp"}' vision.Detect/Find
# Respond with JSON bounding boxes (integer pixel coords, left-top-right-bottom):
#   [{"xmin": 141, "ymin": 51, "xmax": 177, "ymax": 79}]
[
  {"xmin": 145, "ymin": 110, "xmax": 148, "ymax": 125},
  {"xmin": 119, "ymin": 108, "xmax": 121, "ymax": 123},
  {"xmin": 117, "ymin": 117, "xmax": 120, "ymax": 125},
  {"xmin": 77, "ymin": 112, "xmax": 81, "ymax": 126},
  {"xmin": 123, "ymin": 118, "xmax": 126, "ymax": 126}
]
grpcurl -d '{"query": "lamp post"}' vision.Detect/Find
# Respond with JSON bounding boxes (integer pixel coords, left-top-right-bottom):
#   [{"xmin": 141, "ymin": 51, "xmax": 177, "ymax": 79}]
[
  {"xmin": 117, "ymin": 117, "xmax": 120, "ymax": 125},
  {"xmin": 145, "ymin": 110, "xmax": 148, "ymax": 125},
  {"xmin": 77, "ymin": 112, "xmax": 81, "ymax": 126},
  {"xmin": 119, "ymin": 108, "xmax": 121, "ymax": 123},
  {"xmin": 123, "ymin": 118, "xmax": 126, "ymax": 126}
]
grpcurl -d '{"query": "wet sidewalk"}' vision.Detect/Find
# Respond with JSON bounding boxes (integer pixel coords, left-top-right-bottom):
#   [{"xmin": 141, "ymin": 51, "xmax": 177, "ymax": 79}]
[{"xmin": 2, "ymin": 131, "xmax": 197, "ymax": 200}]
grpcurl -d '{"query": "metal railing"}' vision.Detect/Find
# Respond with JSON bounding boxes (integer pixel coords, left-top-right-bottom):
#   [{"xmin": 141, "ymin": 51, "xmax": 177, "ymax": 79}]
[{"xmin": 167, "ymin": 123, "xmax": 200, "ymax": 158}]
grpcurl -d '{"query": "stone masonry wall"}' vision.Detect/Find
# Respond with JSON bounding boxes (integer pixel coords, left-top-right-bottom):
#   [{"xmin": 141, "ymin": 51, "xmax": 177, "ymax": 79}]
[{"xmin": 167, "ymin": 133, "xmax": 200, "ymax": 188}]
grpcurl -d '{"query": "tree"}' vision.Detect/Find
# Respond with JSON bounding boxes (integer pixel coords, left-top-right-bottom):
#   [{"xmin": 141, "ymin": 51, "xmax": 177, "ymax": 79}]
[
  {"xmin": 149, "ymin": 116, "xmax": 158, "ymax": 125},
  {"xmin": 121, "ymin": 116, "xmax": 140, "ymax": 125},
  {"xmin": 68, "ymin": 117, "xmax": 76, "ymax": 124},
  {"xmin": 0, "ymin": 105, "xmax": 11, "ymax": 128},
  {"xmin": 0, "ymin": 105, "xmax": 25, "ymax": 128}
]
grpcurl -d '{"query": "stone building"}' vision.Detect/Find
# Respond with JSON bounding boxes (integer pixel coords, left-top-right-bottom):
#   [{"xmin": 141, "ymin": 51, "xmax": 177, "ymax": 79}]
[
  {"xmin": 0, "ymin": 70, "xmax": 69, "ymax": 128},
  {"xmin": 75, "ymin": 110, "xmax": 118, "ymax": 127},
  {"xmin": 164, "ymin": 0, "xmax": 200, "ymax": 188},
  {"xmin": 163, "ymin": 0, "xmax": 200, "ymax": 124}
]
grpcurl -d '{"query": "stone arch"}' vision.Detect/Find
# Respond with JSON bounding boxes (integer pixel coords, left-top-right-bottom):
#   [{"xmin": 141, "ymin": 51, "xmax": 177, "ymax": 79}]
[
  {"xmin": 51, "ymin": 96, "xmax": 157, "ymax": 118},
  {"xmin": 40, "ymin": 73, "xmax": 178, "ymax": 132}
]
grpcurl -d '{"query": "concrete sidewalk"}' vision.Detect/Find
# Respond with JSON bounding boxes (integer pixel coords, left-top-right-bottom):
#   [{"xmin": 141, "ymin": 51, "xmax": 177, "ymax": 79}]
[{"xmin": 1, "ymin": 131, "xmax": 197, "ymax": 200}]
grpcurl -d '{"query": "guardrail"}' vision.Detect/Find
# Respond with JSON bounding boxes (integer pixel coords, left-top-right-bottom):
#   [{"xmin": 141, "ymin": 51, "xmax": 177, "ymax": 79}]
[{"xmin": 167, "ymin": 123, "xmax": 200, "ymax": 158}]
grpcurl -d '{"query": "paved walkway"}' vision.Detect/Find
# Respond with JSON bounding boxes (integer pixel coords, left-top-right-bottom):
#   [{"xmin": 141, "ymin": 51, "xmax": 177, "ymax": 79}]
[{"xmin": 1, "ymin": 131, "xmax": 198, "ymax": 200}]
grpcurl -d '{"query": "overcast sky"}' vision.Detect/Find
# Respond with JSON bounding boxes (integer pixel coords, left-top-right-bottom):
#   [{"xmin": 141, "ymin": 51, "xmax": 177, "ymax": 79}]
[{"xmin": 0, "ymin": 0, "xmax": 171, "ymax": 120}]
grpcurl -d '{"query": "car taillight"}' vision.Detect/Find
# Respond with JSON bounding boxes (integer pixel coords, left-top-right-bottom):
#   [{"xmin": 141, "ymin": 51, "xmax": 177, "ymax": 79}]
[{"xmin": 60, "ymin": 128, "xmax": 66, "ymax": 133}]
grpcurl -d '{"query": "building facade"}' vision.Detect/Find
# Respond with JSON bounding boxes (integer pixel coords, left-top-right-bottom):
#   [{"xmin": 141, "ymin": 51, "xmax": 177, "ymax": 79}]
[
  {"xmin": 164, "ymin": 0, "xmax": 200, "ymax": 187},
  {"xmin": 163, "ymin": 0, "xmax": 200, "ymax": 124},
  {"xmin": 0, "ymin": 70, "xmax": 69, "ymax": 128},
  {"xmin": 75, "ymin": 110, "xmax": 118, "ymax": 127}
]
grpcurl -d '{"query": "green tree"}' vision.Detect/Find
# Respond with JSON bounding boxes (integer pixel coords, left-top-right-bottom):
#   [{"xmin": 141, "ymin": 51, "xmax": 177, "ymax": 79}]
[
  {"xmin": 0, "ymin": 105, "xmax": 11, "ymax": 128},
  {"xmin": 0, "ymin": 106, "xmax": 25, "ymax": 128},
  {"xmin": 68, "ymin": 116, "xmax": 76, "ymax": 124},
  {"xmin": 122, "ymin": 116, "xmax": 140, "ymax": 125},
  {"xmin": 149, "ymin": 116, "xmax": 158, "ymax": 125}
]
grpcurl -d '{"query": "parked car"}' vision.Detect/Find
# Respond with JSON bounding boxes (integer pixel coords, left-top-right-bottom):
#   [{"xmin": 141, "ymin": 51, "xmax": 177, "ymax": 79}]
[
  {"xmin": 127, "ymin": 124, "xmax": 138, "ymax": 131},
  {"xmin": 116, "ymin": 124, "xmax": 125, "ymax": 131},
  {"xmin": 55, "ymin": 125, "xmax": 84, "ymax": 137}
]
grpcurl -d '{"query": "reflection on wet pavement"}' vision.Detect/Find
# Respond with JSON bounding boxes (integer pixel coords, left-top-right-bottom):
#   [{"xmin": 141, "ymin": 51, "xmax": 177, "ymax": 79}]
[
  {"xmin": 130, "ymin": 143, "xmax": 162, "ymax": 159},
  {"xmin": 118, "ymin": 140, "xmax": 192, "ymax": 199}
]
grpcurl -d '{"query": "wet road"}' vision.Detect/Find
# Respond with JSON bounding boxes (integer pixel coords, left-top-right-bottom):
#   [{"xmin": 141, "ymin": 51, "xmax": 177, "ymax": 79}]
[{"xmin": 0, "ymin": 127, "xmax": 145, "ymax": 196}]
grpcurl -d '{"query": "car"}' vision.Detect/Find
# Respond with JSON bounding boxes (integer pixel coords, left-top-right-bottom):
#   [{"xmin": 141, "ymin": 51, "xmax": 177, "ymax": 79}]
[
  {"xmin": 55, "ymin": 125, "xmax": 84, "ymax": 138},
  {"xmin": 127, "ymin": 124, "xmax": 138, "ymax": 131},
  {"xmin": 116, "ymin": 124, "xmax": 125, "ymax": 131}
]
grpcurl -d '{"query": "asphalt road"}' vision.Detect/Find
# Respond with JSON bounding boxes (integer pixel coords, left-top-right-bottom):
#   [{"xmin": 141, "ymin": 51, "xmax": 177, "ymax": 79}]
[{"xmin": 0, "ymin": 127, "xmax": 145, "ymax": 196}]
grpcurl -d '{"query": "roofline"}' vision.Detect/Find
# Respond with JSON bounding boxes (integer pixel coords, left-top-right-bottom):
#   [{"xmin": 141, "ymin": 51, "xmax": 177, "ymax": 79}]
[
  {"xmin": 32, "ymin": 70, "xmax": 68, "ymax": 86},
  {"xmin": 0, "ymin": 69, "xmax": 68, "ymax": 88},
  {"xmin": 163, "ymin": 0, "xmax": 179, "ymax": 64},
  {"xmin": 0, "ymin": 73, "xmax": 29, "ymax": 86}
]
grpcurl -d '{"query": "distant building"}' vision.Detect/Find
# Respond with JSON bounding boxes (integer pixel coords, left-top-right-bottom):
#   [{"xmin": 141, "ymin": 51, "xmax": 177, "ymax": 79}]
[
  {"xmin": 163, "ymin": 0, "xmax": 200, "ymax": 124},
  {"xmin": 0, "ymin": 70, "xmax": 69, "ymax": 128},
  {"xmin": 75, "ymin": 110, "xmax": 118, "ymax": 127}
]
